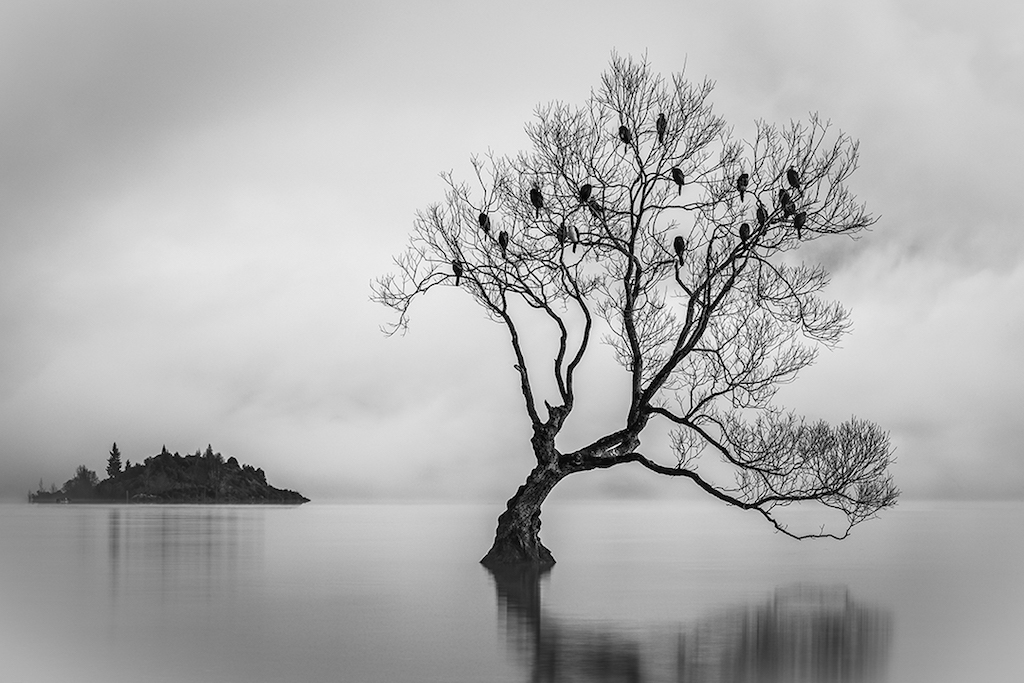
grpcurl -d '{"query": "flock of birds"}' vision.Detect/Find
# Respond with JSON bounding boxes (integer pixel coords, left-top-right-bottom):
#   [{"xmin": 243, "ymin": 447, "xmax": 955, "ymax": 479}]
[{"xmin": 450, "ymin": 114, "xmax": 810, "ymax": 284}]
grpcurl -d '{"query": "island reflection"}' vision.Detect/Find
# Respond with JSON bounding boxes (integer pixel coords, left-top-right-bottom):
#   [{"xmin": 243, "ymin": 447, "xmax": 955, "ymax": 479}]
[
  {"xmin": 105, "ymin": 506, "xmax": 262, "ymax": 603},
  {"xmin": 488, "ymin": 566, "xmax": 891, "ymax": 683}
]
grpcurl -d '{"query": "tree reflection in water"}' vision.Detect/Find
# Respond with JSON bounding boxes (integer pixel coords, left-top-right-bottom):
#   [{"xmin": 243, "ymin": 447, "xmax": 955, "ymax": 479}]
[{"xmin": 488, "ymin": 566, "xmax": 891, "ymax": 682}]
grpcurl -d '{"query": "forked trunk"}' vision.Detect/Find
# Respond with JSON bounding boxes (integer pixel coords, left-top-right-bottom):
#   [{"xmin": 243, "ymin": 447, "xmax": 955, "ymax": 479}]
[{"xmin": 481, "ymin": 463, "xmax": 566, "ymax": 567}]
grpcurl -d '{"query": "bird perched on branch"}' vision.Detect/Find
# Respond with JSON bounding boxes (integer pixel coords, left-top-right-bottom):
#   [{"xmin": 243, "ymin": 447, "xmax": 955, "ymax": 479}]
[
  {"xmin": 779, "ymin": 188, "xmax": 796, "ymax": 216},
  {"xmin": 673, "ymin": 235, "xmax": 685, "ymax": 265},
  {"xmin": 578, "ymin": 183, "xmax": 593, "ymax": 204},
  {"xmin": 529, "ymin": 186, "xmax": 543, "ymax": 217},
  {"xmin": 787, "ymin": 167, "xmax": 801, "ymax": 191},
  {"xmin": 656, "ymin": 113, "xmax": 667, "ymax": 145},
  {"xmin": 740, "ymin": 222, "xmax": 751, "ymax": 245},
  {"xmin": 478, "ymin": 212, "xmax": 491, "ymax": 235},
  {"xmin": 556, "ymin": 221, "xmax": 567, "ymax": 245},
  {"xmin": 737, "ymin": 173, "xmax": 749, "ymax": 202},
  {"xmin": 794, "ymin": 211, "xmax": 807, "ymax": 240},
  {"xmin": 671, "ymin": 167, "xmax": 684, "ymax": 195},
  {"xmin": 756, "ymin": 202, "xmax": 768, "ymax": 228},
  {"xmin": 451, "ymin": 259, "xmax": 463, "ymax": 286},
  {"xmin": 618, "ymin": 125, "xmax": 632, "ymax": 146},
  {"xmin": 498, "ymin": 230, "xmax": 509, "ymax": 257}
]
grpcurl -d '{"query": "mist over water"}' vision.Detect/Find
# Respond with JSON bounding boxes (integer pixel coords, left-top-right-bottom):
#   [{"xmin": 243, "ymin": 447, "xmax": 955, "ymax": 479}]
[{"xmin": 0, "ymin": 501, "xmax": 1021, "ymax": 682}]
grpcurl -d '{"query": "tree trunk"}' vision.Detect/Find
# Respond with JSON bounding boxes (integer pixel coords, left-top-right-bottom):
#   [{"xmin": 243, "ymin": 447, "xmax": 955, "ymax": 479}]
[{"xmin": 481, "ymin": 462, "xmax": 566, "ymax": 567}]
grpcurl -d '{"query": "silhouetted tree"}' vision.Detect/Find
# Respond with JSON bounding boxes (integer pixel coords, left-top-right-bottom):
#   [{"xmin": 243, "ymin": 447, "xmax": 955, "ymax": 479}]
[
  {"xmin": 64, "ymin": 465, "xmax": 99, "ymax": 499},
  {"xmin": 203, "ymin": 444, "xmax": 224, "ymax": 464},
  {"xmin": 373, "ymin": 55, "xmax": 899, "ymax": 566},
  {"xmin": 106, "ymin": 442, "xmax": 122, "ymax": 477}
]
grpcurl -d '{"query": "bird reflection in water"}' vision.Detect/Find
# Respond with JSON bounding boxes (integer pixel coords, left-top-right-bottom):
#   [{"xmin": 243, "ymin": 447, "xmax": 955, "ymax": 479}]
[{"xmin": 487, "ymin": 566, "xmax": 891, "ymax": 682}]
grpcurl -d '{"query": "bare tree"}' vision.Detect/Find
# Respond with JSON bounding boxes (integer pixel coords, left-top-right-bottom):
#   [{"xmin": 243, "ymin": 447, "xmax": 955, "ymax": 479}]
[{"xmin": 372, "ymin": 55, "xmax": 898, "ymax": 566}]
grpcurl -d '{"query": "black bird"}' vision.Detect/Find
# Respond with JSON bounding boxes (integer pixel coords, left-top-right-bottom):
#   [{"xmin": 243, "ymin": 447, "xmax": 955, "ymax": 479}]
[
  {"xmin": 787, "ymin": 167, "xmax": 801, "ymax": 190},
  {"xmin": 671, "ymin": 167, "xmax": 685, "ymax": 195},
  {"xmin": 740, "ymin": 222, "xmax": 751, "ymax": 244},
  {"xmin": 737, "ymin": 173, "xmax": 749, "ymax": 202},
  {"xmin": 578, "ymin": 183, "xmax": 593, "ymax": 204},
  {"xmin": 793, "ymin": 211, "xmax": 807, "ymax": 240},
  {"xmin": 478, "ymin": 212, "xmax": 491, "ymax": 235},
  {"xmin": 557, "ymin": 221, "xmax": 567, "ymax": 245},
  {"xmin": 451, "ymin": 259, "xmax": 463, "ymax": 286},
  {"xmin": 618, "ymin": 125, "xmax": 632, "ymax": 146},
  {"xmin": 498, "ymin": 230, "xmax": 509, "ymax": 257},
  {"xmin": 779, "ymin": 188, "xmax": 796, "ymax": 216},
  {"xmin": 529, "ymin": 186, "xmax": 543, "ymax": 216},
  {"xmin": 673, "ymin": 235, "xmax": 686, "ymax": 265},
  {"xmin": 656, "ymin": 113, "xmax": 667, "ymax": 144},
  {"xmin": 756, "ymin": 202, "xmax": 768, "ymax": 228}
]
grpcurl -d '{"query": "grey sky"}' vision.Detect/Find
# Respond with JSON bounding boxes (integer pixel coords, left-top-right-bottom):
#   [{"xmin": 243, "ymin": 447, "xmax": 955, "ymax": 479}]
[{"xmin": 1, "ymin": 0, "xmax": 1021, "ymax": 502}]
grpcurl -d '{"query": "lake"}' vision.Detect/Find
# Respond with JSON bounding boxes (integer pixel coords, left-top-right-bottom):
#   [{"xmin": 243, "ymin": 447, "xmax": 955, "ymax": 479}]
[{"xmin": 0, "ymin": 500, "xmax": 1021, "ymax": 682}]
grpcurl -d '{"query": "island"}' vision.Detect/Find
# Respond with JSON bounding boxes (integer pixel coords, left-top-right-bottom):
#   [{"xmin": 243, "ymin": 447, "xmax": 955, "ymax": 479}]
[{"xmin": 30, "ymin": 444, "xmax": 309, "ymax": 504}]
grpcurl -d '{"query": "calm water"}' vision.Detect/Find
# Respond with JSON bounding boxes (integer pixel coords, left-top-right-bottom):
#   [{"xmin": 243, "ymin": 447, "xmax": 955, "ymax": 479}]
[{"xmin": 1, "ymin": 500, "xmax": 1021, "ymax": 682}]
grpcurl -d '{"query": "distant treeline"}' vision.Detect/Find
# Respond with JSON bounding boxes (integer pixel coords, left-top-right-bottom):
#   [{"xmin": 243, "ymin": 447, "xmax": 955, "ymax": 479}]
[{"xmin": 30, "ymin": 443, "xmax": 309, "ymax": 504}]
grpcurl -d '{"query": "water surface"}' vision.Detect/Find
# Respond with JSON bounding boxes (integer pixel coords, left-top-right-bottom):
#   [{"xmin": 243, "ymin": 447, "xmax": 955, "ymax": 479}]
[{"xmin": 1, "ymin": 501, "xmax": 1021, "ymax": 682}]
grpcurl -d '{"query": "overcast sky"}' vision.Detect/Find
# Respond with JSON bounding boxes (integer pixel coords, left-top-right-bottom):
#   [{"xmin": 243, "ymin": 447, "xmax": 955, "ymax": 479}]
[{"xmin": 1, "ymin": 0, "xmax": 1021, "ymax": 503}]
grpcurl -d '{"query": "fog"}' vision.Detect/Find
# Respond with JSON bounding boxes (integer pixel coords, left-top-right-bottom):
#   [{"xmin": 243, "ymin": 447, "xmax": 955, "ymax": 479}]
[{"xmin": 2, "ymin": 0, "xmax": 1022, "ymax": 502}]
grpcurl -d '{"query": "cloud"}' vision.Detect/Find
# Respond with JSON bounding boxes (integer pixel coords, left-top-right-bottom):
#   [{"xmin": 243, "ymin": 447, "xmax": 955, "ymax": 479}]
[
  {"xmin": 778, "ymin": 251, "xmax": 1024, "ymax": 498},
  {"xmin": 1, "ymin": 1, "xmax": 1021, "ymax": 504}
]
